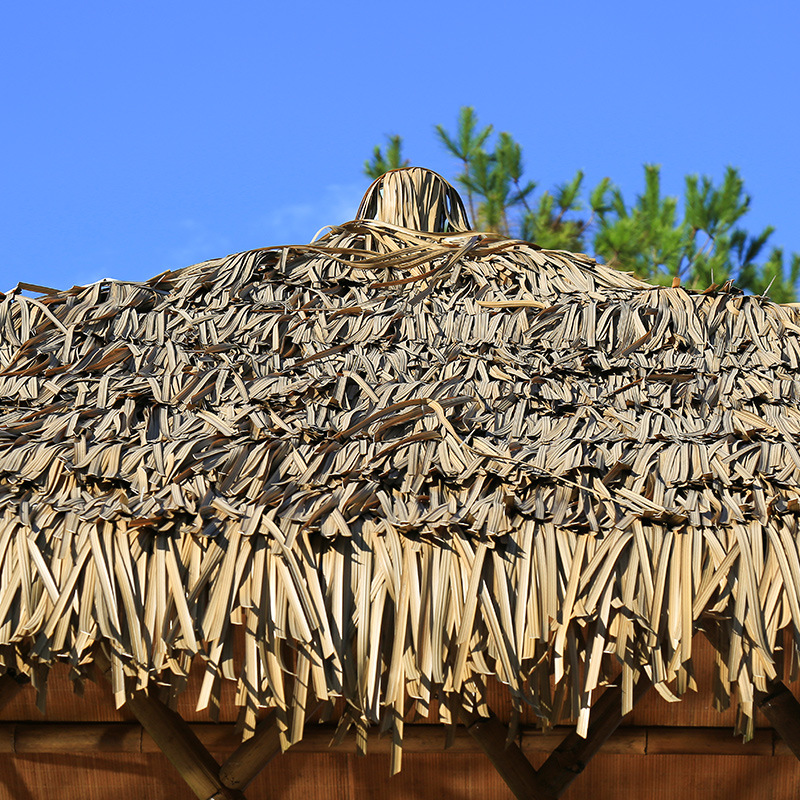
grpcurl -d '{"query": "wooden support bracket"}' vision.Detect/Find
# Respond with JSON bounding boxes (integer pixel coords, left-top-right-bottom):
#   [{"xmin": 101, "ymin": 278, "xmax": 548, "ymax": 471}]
[
  {"xmin": 94, "ymin": 650, "xmax": 244, "ymax": 800},
  {"xmin": 460, "ymin": 709, "xmax": 557, "ymax": 800},
  {"xmin": 701, "ymin": 626, "xmax": 800, "ymax": 765},
  {"xmin": 756, "ymin": 680, "xmax": 800, "ymax": 762},
  {"xmin": 459, "ymin": 673, "xmax": 650, "ymax": 800},
  {"xmin": 125, "ymin": 689, "xmax": 245, "ymax": 800},
  {"xmin": 536, "ymin": 675, "xmax": 651, "ymax": 798},
  {"xmin": 86, "ymin": 647, "xmax": 652, "ymax": 800},
  {"xmin": 219, "ymin": 712, "xmax": 283, "ymax": 791}
]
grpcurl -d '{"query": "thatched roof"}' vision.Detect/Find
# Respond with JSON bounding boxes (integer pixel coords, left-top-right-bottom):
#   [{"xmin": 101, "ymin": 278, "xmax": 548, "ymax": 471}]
[{"xmin": 2, "ymin": 168, "xmax": 800, "ymax": 770}]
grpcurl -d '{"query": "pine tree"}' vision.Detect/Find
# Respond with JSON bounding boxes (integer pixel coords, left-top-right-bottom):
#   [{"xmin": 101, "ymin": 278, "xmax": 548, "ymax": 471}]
[
  {"xmin": 365, "ymin": 108, "xmax": 799, "ymax": 300},
  {"xmin": 364, "ymin": 135, "xmax": 409, "ymax": 179}
]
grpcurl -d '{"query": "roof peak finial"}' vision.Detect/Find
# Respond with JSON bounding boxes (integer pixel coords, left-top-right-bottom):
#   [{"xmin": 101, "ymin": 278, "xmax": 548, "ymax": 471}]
[{"xmin": 355, "ymin": 167, "xmax": 472, "ymax": 233}]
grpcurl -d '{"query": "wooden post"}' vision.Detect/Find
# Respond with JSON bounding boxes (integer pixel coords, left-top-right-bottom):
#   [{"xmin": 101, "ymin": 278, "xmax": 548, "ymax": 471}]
[
  {"xmin": 535, "ymin": 676, "xmax": 651, "ymax": 798},
  {"xmin": 757, "ymin": 680, "xmax": 800, "ymax": 761},
  {"xmin": 461, "ymin": 709, "xmax": 557, "ymax": 800},
  {"xmin": 219, "ymin": 713, "xmax": 282, "ymax": 791}
]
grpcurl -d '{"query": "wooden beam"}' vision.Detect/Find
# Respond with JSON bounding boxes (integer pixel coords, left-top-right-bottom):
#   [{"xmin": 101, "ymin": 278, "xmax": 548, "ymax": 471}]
[
  {"xmin": 461, "ymin": 710, "xmax": 557, "ymax": 800},
  {"xmin": 125, "ymin": 689, "xmax": 244, "ymax": 800},
  {"xmin": 757, "ymin": 680, "xmax": 800, "ymax": 761},
  {"xmin": 535, "ymin": 676, "xmax": 651, "ymax": 798},
  {"xmin": 646, "ymin": 725, "xmax": 773, "ymax": 755},
  {"xmin": 0, "ymin": 721, "xmax": 784, "ymax": 756},
  {"xmin": 13, "ymin": 722, "xmax": 141, "ymax": 752},
  {"xmin": 218, "ymin": 713, "xmax": 282, "ymax": 791}
]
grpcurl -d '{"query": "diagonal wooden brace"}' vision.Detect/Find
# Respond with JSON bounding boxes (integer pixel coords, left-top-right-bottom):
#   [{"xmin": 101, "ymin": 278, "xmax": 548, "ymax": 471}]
[
  {"xmin": 535, "ymin": 675, "xmax": 651, "ymax": 798},
  {"xmin": 701, "ymin": 627, "xmax": 800, "ymax": 763},
  {"xmin": 125, "ymin": 689, "xmax": 245, "ymax": 800},
  {"xmin": 219, "ymin": 712, "xmax": 283, "ymax": 791},
  {"xmin": 459, "ymin": 671, "xmax": 651, "ymax": 800},
  {"xmin": 756, "ymin": 679, "xmax": 800, "ymax": 761},
  {"xmin": 460, "ymin": 709, "xmax": 557, "ymax": 800},
  {"xmin": 94, "ymin": 650, "xmax": 243, "ymax": 800}
]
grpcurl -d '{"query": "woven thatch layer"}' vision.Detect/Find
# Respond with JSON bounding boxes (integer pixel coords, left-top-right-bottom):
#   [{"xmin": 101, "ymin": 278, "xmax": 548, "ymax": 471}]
[{"xmin": 1, "ymin": 218, "xmax": 800, "ymax": 762}]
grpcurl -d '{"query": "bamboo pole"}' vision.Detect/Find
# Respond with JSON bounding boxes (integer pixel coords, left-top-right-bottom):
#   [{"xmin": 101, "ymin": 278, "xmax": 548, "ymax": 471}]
[
  {"xmin": 645, "ymin": 726, "xmax": 773, "ymax": 755},
  {"xmin": 218, "ymin": 713, "xmax": 282, "ymax": 791},
  {"xmin": 13, "ymin": 722, "xmax": 141, "ymax": 752}
]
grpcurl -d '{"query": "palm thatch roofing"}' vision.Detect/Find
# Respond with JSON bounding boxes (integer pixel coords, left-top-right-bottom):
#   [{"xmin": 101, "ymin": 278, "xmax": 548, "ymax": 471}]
[{"xmin": 2, "ymin": 167, "xmax": 800, "ymax": 773}]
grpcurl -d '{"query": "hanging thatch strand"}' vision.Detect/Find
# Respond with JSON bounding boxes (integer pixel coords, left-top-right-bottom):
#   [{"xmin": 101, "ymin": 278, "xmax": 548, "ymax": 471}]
[{"xmin": 1, "ymin": 169, "xmax": 799, "ymax": 772}]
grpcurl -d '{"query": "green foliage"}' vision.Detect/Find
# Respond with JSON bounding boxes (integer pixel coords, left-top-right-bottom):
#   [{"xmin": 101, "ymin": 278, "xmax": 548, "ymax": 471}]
[
  {"xmin": 366, "ymin": 108, "xmax": 799, "ymax": 301},
  {"xmin": 364, "ymin": 135, "xmax": 409, "ymax": 180},
  {"xmin": 593, "ymin": 165, "xmax": 788, "ymax": 293}
]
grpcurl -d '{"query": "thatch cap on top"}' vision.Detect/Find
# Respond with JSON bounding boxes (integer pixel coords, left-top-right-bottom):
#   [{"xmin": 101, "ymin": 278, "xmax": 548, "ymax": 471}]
[
  {"xmin": 356, "ymin": 167, "xmax": 471, "ymax": 233},
  {"xmin": 1, "ymin": 168, "xmax": 800, "ymax": 767}
]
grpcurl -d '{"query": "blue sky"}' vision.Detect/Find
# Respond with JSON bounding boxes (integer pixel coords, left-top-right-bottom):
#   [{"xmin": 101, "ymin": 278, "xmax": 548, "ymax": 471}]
[{"xmin": 2, "ymin": 1, "xmax": 798, "ymax": 291}]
